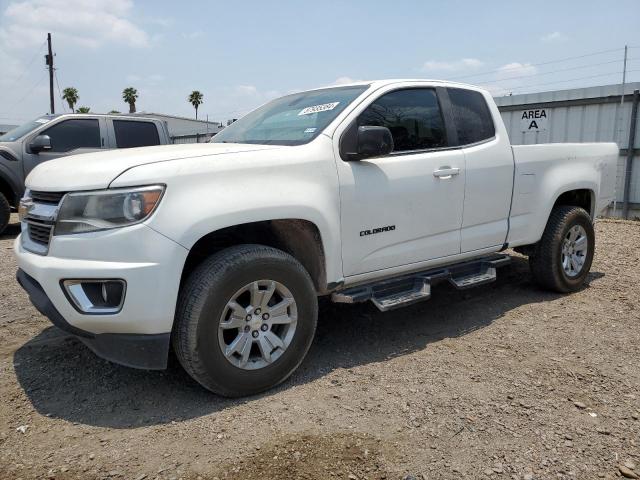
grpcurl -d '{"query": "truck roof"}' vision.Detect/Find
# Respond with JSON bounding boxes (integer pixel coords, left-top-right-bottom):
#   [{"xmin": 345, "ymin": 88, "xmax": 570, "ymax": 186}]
[
  {"xmin": 38, "ymin": 113, "xmax": 163, "ymax": 122},
  {"xmin": 316, "ymin": 78, "xmax": 488, "ymax": 93}
]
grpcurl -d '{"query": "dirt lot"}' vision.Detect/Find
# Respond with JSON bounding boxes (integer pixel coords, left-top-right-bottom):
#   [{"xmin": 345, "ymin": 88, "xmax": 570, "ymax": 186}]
[{"xmin": 0, "ymin": 214, "xmax": 639, "ymax": 480}]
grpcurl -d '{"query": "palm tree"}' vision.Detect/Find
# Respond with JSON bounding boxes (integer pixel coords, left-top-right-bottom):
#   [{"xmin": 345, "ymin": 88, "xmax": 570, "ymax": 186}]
[
  {"xmin": 122, "ymin": 87, "xmax": 139, "ymax": 113},
  {"xmin": 76, "ymin": 106, "xmax": 90, "ymax": 113},
  {"xmin": 188, "ymin": 90, "xmax": 204, "ymax": 119},
  {"xmin": 62, "ymin": 87, "xmax": 79, "ymax": 112}
]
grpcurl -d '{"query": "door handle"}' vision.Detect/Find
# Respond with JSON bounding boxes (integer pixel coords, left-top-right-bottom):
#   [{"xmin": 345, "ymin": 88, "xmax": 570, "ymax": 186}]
[{"xmin": 433, "ymin": 167, "xmax": 460, "ymax": 179}]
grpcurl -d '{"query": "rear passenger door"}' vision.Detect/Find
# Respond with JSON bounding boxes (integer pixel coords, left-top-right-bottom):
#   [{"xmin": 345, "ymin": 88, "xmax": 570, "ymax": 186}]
[
  {"xmin": 107, "ymin": 119, "xmax": 162, "ymax": 148},
  {"xmin": 446, "ymin": 87, "xmax": 514, "ymax": 252}
]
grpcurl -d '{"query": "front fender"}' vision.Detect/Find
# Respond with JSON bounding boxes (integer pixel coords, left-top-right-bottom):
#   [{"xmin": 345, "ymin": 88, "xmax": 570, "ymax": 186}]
[{"xmin": 110, "ymin": 142, "xmax": 344, "ymax": 284}]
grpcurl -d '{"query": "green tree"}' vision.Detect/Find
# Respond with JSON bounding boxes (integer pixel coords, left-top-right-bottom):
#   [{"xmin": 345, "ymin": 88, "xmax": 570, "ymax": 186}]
[
  {"xmin": 122, "ymin": 87, "xmax": 139, "ymax": 113},
  {"xmin": 108, "ymin": 110, "xmax": 121, "ymax": 114},
  {"xmin": 62, "ymin": 87, "xmax": 79, "ymax": 112},
  {"xmin": 188, "ymin": 90, "xmax": 204, "ymax": 119},
  {"xmin": 76, "ymin": 106, "xmax": 90, "ymax": 113}
]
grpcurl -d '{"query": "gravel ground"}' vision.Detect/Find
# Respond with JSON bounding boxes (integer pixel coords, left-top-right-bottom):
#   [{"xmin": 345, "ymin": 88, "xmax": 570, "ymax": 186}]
[{"xmin": 0, "ymin": 213, "xmax": 639, "ymax": 480}]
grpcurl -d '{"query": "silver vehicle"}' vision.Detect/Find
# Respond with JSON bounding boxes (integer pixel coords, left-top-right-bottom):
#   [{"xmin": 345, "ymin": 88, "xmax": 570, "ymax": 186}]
[{"xmin": 0, "ymin": 114, "xmax": 171, "ymax": 234}]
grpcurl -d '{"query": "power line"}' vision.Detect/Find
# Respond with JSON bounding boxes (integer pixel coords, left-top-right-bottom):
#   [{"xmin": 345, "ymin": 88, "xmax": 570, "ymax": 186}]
[
  {"xmin": 477, "ymin": 58, "xmax": 639, "ymax": 86},
  {"xmin": 449, "ymin": 47, "xmax": 624, "ymax": 81},
  {"xmin": 54, "ymin": 69, "xmax": 66, "ymax": 112},
  {"xmin": 4, "ymin": 40, "xmax": 47, "ymax": 93},
  {"xmin": 5, "ymin": 72, "xmax": 48, "ymax": 115},
  {"xmin": 502, "ymin": 69, "xmax": 640, "ymax": 93}
]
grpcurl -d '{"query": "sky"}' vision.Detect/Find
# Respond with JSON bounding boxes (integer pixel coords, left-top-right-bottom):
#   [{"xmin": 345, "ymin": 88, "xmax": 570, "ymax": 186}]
[{"xmin": 0, "ymin": 0, "xmax": 639, "ymax": 126}]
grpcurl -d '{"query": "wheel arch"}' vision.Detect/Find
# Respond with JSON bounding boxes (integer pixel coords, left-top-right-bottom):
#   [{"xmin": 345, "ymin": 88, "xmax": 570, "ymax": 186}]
[
  {"xmin": 511, "ymin": 185, "xmax": 596, "ymax": 254},
  {"xmin": 552, "ymin": 188, "xmax": 595, "ymax": 218},
  {"xmin": 180, "ymin": 218, "xmax": 329, "ymax": 294},
  {"xmin": 0, "ymin": 167, "xmax": 22, "ymax": 208}
]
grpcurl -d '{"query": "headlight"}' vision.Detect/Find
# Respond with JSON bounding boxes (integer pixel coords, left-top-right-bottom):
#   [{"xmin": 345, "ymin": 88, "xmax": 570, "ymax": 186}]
[
  {"xmin": 18, "ymin": 189, "xmax": 32, "ymax": 222},
  {"xmin": 55, "ymin": 185, "xmax": 165, "ymax": 235}
]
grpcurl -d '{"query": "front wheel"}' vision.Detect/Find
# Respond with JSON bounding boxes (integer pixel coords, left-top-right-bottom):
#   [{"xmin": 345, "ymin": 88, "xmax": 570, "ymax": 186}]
[
  {"xmin": 173, "ymin": 244, "xmax": 318, "ymax": 397},
  {"xmin": 529, "ymin": 206, "xmax": 595, "ymax": 292}
]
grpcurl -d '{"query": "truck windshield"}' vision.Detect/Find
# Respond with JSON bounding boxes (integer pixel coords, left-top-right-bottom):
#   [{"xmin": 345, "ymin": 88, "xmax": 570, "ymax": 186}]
[
  {"xmin": 211, "ymin": 85, "xmax": 369, "ymax": 146},
  {"xmin": 0, "ymin": 117, "xmax": 53, "ymax": 142}
]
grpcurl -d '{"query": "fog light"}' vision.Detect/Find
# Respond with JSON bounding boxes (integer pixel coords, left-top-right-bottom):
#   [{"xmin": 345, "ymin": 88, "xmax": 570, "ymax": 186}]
[{"xmin": 62, "ymin": 279, "xmax": 126, "ymax": 314}]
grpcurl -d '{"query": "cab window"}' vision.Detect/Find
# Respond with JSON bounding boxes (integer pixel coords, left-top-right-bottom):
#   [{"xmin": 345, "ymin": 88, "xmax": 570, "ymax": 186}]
[
  {"xmin": 40, "ymin": 119, "xmax": 101, "ymax": 153},
  {"xmin": 447, "ymin": 88, "xmax": 495, "ymax": 145},
  {"xmin": 357, "ymin": 88, "xmax": 447, "ymax": 152}
]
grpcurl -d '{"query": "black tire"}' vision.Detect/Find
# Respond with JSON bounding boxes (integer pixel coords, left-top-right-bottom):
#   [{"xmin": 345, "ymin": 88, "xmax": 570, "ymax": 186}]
[
  {"xmin": 529, "ymin": 206, "xmax": 595, "ymax": 293},
  {"xmin": 0, "ymin": 192, "xmax": 10, "ymax": 235},
  {"xmin": 173, "ymin": 244, "xmax": 318, "ymax": 397}
]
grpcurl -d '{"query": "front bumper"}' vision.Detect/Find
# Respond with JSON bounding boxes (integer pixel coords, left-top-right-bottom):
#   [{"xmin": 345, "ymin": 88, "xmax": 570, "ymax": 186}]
[
  {"xmin": 13, "ymin": 223, "xmax": 189, "ymax": 369},
  {"xmin": 16, "ymin": 270, "xmax": 170, "ymax": 369}
]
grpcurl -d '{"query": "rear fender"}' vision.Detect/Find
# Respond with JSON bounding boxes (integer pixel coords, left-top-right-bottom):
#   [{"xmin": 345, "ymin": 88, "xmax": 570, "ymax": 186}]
[{"xmin": 507, "ymin": 144, "xmax": 611, "ymax": 247}]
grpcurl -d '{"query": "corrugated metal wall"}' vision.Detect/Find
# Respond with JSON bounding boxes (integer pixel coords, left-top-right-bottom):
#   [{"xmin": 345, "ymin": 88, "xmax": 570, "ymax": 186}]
[
  {"xmin": 495, "ymin": 82, "xmax": 640, "ymax": 217},
  {"xmin": 171, "ymin": 133, "xmax": 215, "ymax": 144}
]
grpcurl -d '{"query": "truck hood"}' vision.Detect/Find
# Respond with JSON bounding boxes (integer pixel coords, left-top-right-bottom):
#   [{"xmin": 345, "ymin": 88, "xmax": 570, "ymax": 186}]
[
  {"xmin": 26, "ymin": 143, "xmax": 281, "ymax": 191},
  {"xmin": 0, "ymin": 142, "xmax": 20, "ymax": 160}
]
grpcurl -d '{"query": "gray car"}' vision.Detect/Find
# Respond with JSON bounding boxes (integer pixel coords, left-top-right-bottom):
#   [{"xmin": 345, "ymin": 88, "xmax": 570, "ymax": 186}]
[{"xmin": 0, "ymin": 113, "xmax": 171, "ymax": 234}]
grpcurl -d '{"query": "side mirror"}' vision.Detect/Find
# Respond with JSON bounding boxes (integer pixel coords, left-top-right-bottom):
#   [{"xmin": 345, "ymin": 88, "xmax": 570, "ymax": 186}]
[
  {"xmin": 29, "ymin": 135, "xmax": 52, "ymax": 154},
  {"xmin": 357, "ymin": 126, "xmax": 394, "ymax": 159}
]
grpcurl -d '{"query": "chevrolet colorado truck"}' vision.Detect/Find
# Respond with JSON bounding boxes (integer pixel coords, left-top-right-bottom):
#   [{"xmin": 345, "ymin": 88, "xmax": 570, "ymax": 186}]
[
  {"xmin": 14, "ymin": 80, "xmax": 617, "ymax": 397},
  {"xmin": 0, "ymin": 113, "xmax": 171, "ymax": 234}
]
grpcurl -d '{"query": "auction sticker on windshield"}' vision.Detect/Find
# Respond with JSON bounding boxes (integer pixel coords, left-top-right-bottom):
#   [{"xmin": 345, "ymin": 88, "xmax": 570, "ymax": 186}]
[{"xmin": 298, "ymin": 102, "xmax": 340, "ymax": 116}]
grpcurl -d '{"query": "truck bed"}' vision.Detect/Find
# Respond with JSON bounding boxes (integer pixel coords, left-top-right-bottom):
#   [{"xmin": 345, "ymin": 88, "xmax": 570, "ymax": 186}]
[{"xmin": 507, "ymin": 142, "xmax": 618, "ymax": 247}]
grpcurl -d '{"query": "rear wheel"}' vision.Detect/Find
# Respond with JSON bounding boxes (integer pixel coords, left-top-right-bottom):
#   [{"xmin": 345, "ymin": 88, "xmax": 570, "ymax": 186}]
[
  {"xmin": 0, "ymin": 192, "xmax": 10, "ymax": 235},
  {"xmin": 529, "ymin": 206, "xmax": 595, "ymax": 292},
  {"xmin": 173, "ymin": 244, "xmax": 318, "ymax": 397}
]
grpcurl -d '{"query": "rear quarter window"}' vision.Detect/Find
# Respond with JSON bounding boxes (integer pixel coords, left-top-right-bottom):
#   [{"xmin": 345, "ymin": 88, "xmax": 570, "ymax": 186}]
[
  {"xmin": 447, "ymin": 88, "xmax": 495, "ymax": 145},
  {"xmin": 113, "ymin": 120, "xmax": 160, "ymax": 148}
]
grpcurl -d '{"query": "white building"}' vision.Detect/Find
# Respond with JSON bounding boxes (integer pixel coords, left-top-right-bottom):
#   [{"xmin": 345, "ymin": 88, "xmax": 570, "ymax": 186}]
[
  {"xmin": 131, "ymin": 112, "xmax": 225, "ymax": 143},
  {"xmin": 495, "ymin": 82, "xmax": 640, "ymax": 219}
]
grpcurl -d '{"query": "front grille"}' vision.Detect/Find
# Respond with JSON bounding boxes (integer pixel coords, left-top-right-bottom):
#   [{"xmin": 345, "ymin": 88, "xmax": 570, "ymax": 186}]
[
  {"xmin": 30, "ymin": 190, "xmax": 67, "ymax": 205},
  {"xmin": 22, "ymin": 190, "xmax": 67, "ymax": 254},
  {"xmin": 27, "ymin": 220, "xmax": 54, "ymax": 246}
]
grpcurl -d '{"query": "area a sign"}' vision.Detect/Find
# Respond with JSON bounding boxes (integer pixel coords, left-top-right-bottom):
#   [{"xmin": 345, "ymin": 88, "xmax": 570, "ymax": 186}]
[{"xmin": 520, "ymin": 108, "xmax": 548, "ymax": 132}]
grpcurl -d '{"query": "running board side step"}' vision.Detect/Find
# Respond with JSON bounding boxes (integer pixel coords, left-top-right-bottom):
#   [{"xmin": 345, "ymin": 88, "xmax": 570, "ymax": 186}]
[{"xmin": 331, "ymin": 254, "xmax": 511, "ymax": 312}]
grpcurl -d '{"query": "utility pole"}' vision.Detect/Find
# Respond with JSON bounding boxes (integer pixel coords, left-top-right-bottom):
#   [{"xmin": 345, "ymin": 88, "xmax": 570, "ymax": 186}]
[
  {"xmin": 619, "ymin": 45, "xmax": 628, "ymax": 138},
  {"xmin": 622, "ymin": 90, "xmax": 639, "ymax": 219},
  {"xmin": 612, "ymin": 45, "xmax": 628, "ymax": 216},
  {"xmin": 45, "ymin": 33, "xmax": 54, "ymax": 114}
]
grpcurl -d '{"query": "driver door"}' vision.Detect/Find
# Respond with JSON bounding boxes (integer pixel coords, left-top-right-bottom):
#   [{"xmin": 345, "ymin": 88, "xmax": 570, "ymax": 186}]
[
  {"xmin": 23, "ymin": 117, "xmax": 106, "ymax": 177},
  {"xmin": 335, "ymin": 87, "xmax": 466, "ymax": 278}
]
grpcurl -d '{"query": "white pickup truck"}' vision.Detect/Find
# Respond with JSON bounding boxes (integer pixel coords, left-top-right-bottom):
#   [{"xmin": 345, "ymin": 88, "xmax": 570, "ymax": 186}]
[{"xmin": 14, "ymin": 79, "xmax": 617, "ymax": 397}]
